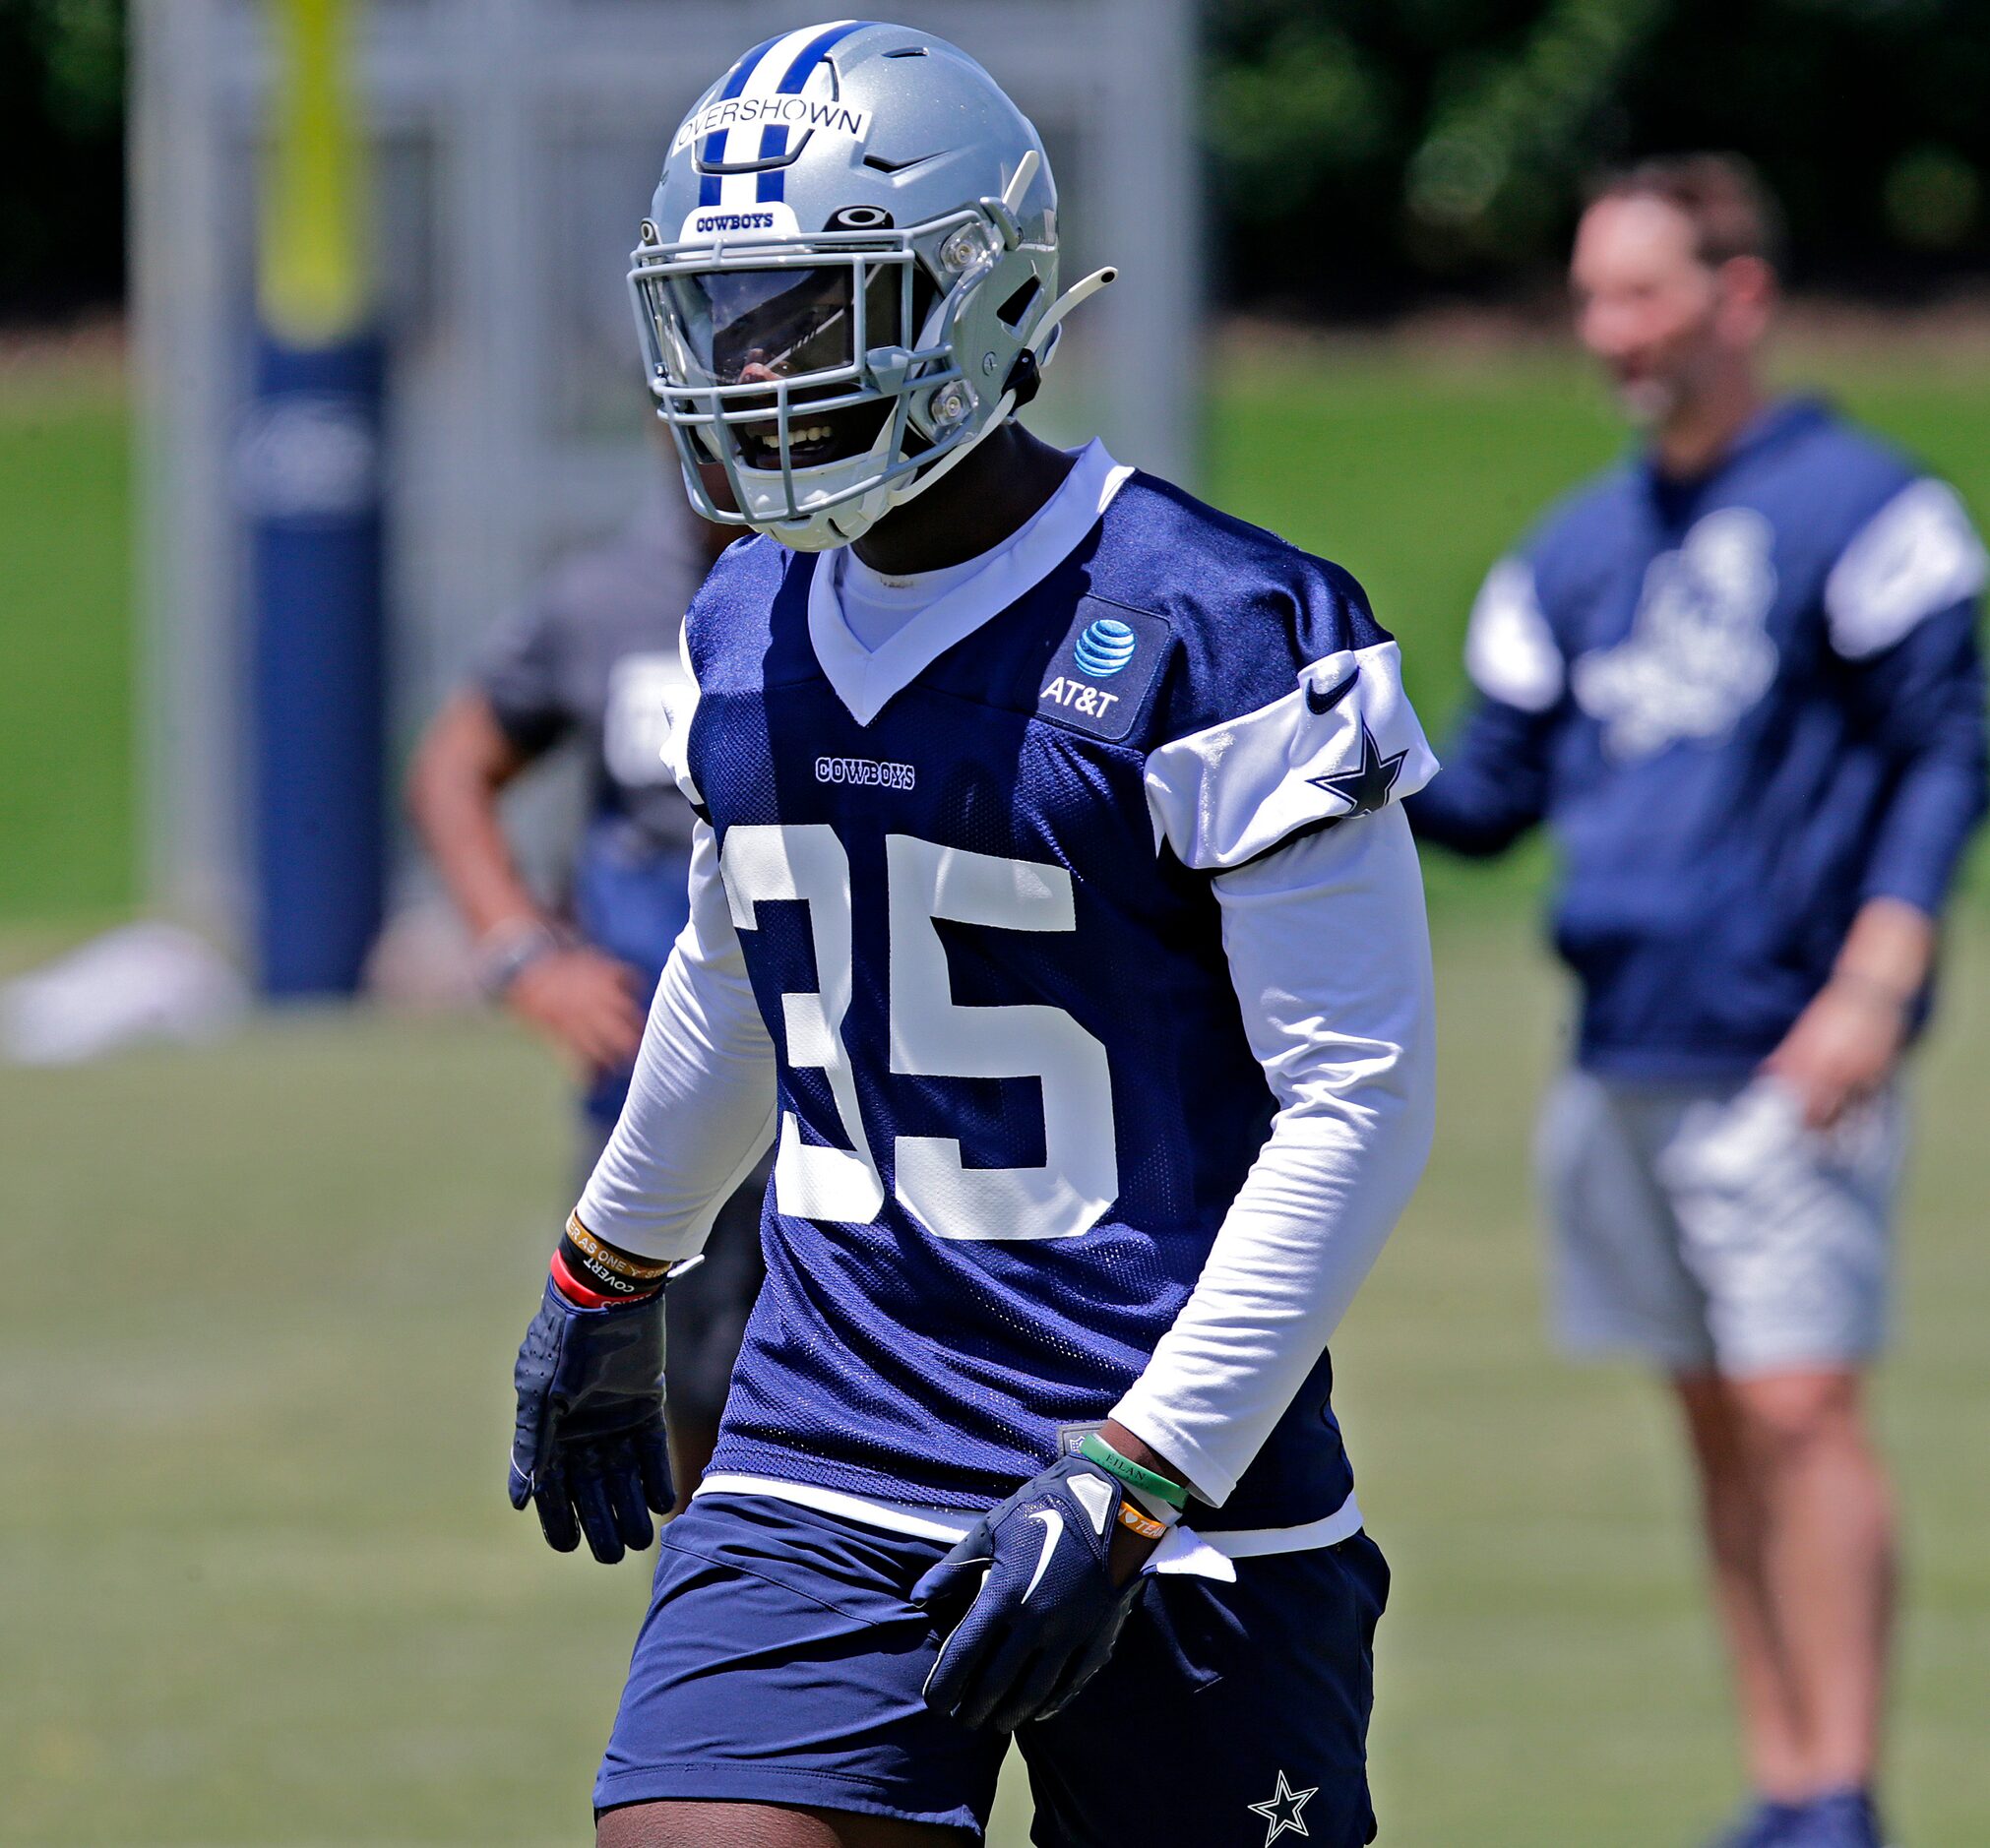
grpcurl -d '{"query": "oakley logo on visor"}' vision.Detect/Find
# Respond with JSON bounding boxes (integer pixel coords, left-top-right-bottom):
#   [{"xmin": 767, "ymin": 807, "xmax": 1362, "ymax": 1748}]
[{"xmin": 827, "ymin": 206, "xmax": 895, "ymax": 231}]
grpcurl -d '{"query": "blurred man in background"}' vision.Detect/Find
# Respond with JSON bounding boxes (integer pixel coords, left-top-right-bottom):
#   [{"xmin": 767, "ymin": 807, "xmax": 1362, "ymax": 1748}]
[
  {"xmin": 1410, "ymin": 156, "xmax": 1987, "ymax": 1848},
  {"xmin": 408, "ymin": 476, "xmax": 763, "ymax": 1494}
]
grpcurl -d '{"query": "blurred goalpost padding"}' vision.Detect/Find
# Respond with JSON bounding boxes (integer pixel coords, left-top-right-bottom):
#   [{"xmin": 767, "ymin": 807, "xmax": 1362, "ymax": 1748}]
[
  {"xmin": 247, "ymin": 0, "xmax": 389, "ymax": 996},
  {"xmin": 132, "ymin": 0, "xmax": 1202, "ymax": 960}
]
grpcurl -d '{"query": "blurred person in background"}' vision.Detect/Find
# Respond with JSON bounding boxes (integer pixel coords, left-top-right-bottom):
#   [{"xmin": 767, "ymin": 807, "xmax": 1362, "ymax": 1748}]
[
  {"xmin": 1409, "ymin": 155, "xmax": 1987, "ymax": 1848},
  {"xmin": 407, "ymin": 464, "xmax": 764, "ymax": 1496}
]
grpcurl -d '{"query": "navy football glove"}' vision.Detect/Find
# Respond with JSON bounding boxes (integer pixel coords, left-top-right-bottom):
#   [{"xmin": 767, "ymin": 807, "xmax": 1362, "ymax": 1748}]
[
  {"xmin": 912, "ymin": 1452, "xmax": 1149, "ymax": 1733},
  {"xmin": 509, "ymin": 1275, "xmax": 672, "ymax": 1564}
]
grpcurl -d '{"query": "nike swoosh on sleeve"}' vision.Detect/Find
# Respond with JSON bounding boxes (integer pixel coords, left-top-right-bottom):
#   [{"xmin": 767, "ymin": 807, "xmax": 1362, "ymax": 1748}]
[
  {"xmin": 1305, "ymin": 665, "xmax": 1361, "ymax": 714},
  {"xmin": 1022, "ymin": 1509, "xmax": 1064, "ymax": 1603}
]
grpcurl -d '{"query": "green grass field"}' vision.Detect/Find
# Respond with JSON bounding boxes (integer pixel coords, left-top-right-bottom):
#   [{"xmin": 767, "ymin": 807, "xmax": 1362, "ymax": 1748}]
[
  {"xmin": 4, "ymin": 922, "xmax": 1987, "ymax": 1845},
  {"xmin": 0, "ymin": 359, "xmax": 130, "ymax": 922},
  {"xmin": 4, "ymin": 336, "xmax": 1989, "ymax": 1844}
]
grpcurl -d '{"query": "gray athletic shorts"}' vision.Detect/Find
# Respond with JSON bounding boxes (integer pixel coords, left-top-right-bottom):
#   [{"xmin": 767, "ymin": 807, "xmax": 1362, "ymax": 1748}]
[{"xmin": 1535, "ymin": 1069, "xmax": 1906, "ymax": 1375}]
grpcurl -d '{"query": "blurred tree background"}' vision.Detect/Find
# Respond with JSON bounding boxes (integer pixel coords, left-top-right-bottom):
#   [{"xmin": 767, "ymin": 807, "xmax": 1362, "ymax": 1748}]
[
  {"xmin": 1209, "ymin": 0, "xmax": 1990, "ymax": 313},
  {"xmin": 3, "ymin": 0, "xmax": 1989, "ymax": 316},
  {"xmin": 0, "ymin": 0, "xmax": 124, "ymax": 314}
]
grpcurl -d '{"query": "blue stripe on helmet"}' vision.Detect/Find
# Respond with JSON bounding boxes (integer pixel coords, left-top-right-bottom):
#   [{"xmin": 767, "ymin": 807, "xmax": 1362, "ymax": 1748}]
[
  {"xmin": 780, "ymin": 19, "xmax": 872, "ymax": 92},
  {"xmin": 697, "ymin": 32, "xmax": 784, "ymax": 205},
  {"xmin": 719, "ymin": 32, "xmax": 782, "ymax": 101},
  {"xmin": 756, "ymin": 21, "xmax": 874, "ymax": 205}
]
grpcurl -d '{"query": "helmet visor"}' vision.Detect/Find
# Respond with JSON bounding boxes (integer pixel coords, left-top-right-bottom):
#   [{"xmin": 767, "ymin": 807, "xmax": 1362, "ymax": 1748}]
[{"xmin": 651, "ymin": 263, "xmax": 903, "ymax": 390}]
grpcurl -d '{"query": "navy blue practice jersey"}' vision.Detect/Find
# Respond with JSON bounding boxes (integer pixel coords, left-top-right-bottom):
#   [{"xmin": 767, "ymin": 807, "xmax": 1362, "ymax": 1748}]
[
  {"xmin": 1411, "ymin": 398, "xmax": 1988, "ymax": 1078},
  {"xmin": 673, "ymin": 464, "xmax": 1435, "ymax": 1530}
]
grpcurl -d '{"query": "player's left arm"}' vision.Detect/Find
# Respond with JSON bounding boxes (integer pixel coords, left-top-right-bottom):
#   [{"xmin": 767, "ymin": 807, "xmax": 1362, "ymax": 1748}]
[
  {"xmin": 1111, "ymin": 562, "xmax": 1441, "ymax": 1506},
  {"xmin": 917, "ymin": 569, "xmax": 1440, "ymax": 1730},
  {"xmin": 1107, "ymin": 803, "xmax": 1436, "ymax": 1508},
  {"xmin": 922, "ymin": 812, "xmax": 1436, "ymax": 1727},
  {"xmin": 1767, "ymin": 478, "xmax": 1990, "ymax": 1128}
]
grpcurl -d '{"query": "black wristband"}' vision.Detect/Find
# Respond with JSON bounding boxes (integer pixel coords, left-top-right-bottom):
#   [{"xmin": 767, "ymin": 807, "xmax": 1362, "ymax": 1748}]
[{"xmin": 557, "ymin": 1214, "xmax": 668, "ymax": 1303}]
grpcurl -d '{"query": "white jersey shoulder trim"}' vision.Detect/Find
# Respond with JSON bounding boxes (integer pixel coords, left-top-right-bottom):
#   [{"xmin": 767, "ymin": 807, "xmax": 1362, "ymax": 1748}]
[
  {"xmin": 1825, "ymin": 476, "xmax": 1987, "ymax": 659},
  {"xmin": 1144, "ymin": 639, "xmax": 1438, "ymax": 872},
  {"xmin": 1464, "ymin": 557, "xmax": 1564, "ymax": 710}
]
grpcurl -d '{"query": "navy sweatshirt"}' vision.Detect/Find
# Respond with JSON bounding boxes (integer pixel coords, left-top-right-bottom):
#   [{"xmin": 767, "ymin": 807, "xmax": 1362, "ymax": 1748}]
[{"xmin": 1409, "ymin": 398, "xmax": 1988, "ymax": 1079}]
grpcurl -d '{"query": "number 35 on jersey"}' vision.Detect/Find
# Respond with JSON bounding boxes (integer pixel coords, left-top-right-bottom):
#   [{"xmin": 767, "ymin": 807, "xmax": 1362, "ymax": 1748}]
[{"xmin": 721, "ymin": 823, "xmax": 1118, "ymax": 1244}]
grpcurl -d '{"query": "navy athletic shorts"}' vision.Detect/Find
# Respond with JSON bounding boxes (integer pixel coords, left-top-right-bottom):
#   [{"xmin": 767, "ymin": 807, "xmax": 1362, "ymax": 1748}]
[{"xmin": 595, "ymin": 1492, "xmax": 1388, "ymax": 1844}]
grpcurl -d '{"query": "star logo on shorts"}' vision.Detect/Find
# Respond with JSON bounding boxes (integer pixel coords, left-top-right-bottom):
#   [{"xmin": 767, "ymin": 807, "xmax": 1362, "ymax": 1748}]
[
  {"xmin": 1247, "ymin": 1768, "xmax": 1318, "ymax": 1844},
  {"xmin": 1307, "ymin": 720, "xmax": 1405, "ymax": 820}
]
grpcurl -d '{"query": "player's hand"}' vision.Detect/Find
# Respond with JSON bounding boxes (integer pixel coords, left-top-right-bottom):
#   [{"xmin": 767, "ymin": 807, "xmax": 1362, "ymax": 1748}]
[
  {"xmin": 912, "ymin": 1453, "xmax": 1156, "ymax": 1733},
  {"xmin": 1761, "ymin": 976, "xmax": 1908, "ymax": 1131},
  {"xmin": 507, "ymin": 948, "xmax": 646, "ymax": 1073},
  {"xmin": 509, "ymin": 1274, "xmax": 673, "ymax": 1564}
]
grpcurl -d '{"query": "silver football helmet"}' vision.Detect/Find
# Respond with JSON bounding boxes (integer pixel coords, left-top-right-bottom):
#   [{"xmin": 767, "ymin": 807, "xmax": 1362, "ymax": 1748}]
[{"xmin": 629, "ymin": 21, "xmax": 1114, "ymax": 551}]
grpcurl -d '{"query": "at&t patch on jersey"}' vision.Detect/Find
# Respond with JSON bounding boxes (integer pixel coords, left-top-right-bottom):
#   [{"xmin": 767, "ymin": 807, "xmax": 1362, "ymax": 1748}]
[{"xmin": 1035, "ymin": 600, "xmax": 1171, "ymax": 742}]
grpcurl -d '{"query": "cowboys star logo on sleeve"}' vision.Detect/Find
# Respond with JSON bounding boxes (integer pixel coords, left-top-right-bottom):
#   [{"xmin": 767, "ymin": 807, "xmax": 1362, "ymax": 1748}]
[{"xmin": 1309, "ymin": 720, "xmax": 1407, "ymax": 822}]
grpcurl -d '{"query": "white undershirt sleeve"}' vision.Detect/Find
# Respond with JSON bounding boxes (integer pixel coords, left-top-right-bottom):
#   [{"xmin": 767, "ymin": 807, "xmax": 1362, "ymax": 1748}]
[
  {"xmin": 573, "ymin": 819, "xmax": 778, "ymax": 1262},
  {"xmin": 1108, "ymin": 803, "xmax": 1436, "ymax": 1508}
]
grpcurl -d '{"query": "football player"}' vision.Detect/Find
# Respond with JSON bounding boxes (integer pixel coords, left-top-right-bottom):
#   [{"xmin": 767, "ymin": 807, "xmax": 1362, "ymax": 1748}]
[
  {"xmin": 1409, "ymin": 157, "xmax": 1988, "ymax": 1848},
  {"xmin": 509, "ymin": 23, "xmax": 1437, "ymax": 1847}
]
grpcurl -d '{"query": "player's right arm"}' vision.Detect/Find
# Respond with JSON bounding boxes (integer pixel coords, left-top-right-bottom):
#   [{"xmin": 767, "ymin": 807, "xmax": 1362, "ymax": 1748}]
[
  {"xmin": 571, "ymin": 817, "xmax": 779, "ymax": 1259},
  {"xmin": 506, "ymin": 628, "xmax": 778, "ymax": 1563},
  {"xmin": 1403, "ymin": 554, "xmax": 1564, "ymax": 856},
  {"xmin": 571, "ymin": 602, "xmax": 779, "ymax": 1257},
  {"xmin": 507, "ymin": 823, "xmax": 777, "ymax": 1562}
]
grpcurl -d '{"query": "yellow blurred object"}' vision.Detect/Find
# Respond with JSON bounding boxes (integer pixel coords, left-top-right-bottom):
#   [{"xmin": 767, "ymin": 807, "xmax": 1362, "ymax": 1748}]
[{"xmin": 259, "ymin": 0, "xmax": 368, "ymax": 343}]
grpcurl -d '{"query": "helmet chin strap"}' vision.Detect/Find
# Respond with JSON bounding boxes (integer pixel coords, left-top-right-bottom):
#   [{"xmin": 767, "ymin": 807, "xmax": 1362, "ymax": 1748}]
[
  {"xmin": 766, "ymin": 407, "xmax": 907, "ymax": 552},
  {"xmin": 815, "ymin": 263, "xmax": 1122, "ymax": 548}
]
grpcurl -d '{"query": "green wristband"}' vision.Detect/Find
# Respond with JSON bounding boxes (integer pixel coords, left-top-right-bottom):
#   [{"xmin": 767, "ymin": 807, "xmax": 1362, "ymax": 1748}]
[{"xmin": 1079, "ymin": 1432, "xmax": 1190, "ymax": 1511}]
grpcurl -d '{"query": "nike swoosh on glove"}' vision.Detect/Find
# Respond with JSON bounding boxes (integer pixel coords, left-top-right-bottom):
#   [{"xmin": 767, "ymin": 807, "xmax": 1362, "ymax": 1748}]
[
  {"xmin": 509, "ymin": 1275, "xmax": 673, "ymax": 1564},
  {"xmin": 912, "ymin": 1452, "xmax": 1146, "ymax": 1733}
]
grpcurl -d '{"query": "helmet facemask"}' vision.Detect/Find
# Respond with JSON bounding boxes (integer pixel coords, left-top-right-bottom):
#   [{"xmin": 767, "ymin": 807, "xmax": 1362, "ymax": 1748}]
[{"xmin": 630, "ymin": 151, "xmax": 1103, "ymax": 552}]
